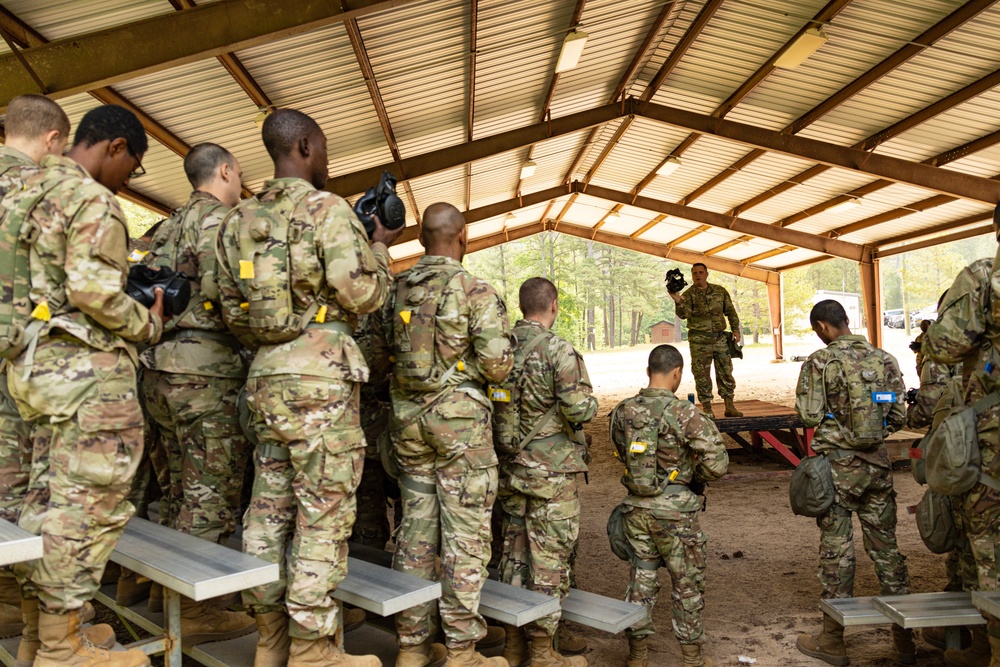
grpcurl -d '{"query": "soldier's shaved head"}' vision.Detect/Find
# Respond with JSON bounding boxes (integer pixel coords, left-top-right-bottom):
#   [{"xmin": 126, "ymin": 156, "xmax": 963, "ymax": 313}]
[
  {"xmin": 5, "ymin": 94, "xmax": 70, "ymax": 140},
  {"xmin": 810, "ymin": 300, "xmax": 849, "ymax": 329},
  {"xmin": 261, "ymin": 108, "xmax": 328, "ymax": 189},
  {"xmin": 184, "ymin": 143, "xmax": 235, "ymax": 189},
  {"xmin": 261, "ymin": 109, "xmax": 321, "ymax": 160},
  {"xmin": 649, "ymin": 345, "xmax": 683, "ymax": 375},
  {"xmin": 420, "ymin": 203, "xmax": 467, "ymax": 258},
  {"xmin": 519, "ymin": 277, "xmax": 558, "ymax": 317}
]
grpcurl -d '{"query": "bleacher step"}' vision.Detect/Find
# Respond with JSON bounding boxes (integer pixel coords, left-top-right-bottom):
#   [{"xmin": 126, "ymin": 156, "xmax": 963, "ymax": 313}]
[
  {"xmin": 820, "ymin": 597, "xmax": 891, "ymax": 626},
  {"xmin": 873, "ymin": 592, "xmax": 986, "ymax": 629}
]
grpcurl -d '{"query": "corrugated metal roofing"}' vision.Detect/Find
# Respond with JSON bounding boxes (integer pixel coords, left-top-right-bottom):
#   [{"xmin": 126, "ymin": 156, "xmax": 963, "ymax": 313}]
[{"xmin": 2, "ymin": 0, "xmax": 1000, "ymax": 277}]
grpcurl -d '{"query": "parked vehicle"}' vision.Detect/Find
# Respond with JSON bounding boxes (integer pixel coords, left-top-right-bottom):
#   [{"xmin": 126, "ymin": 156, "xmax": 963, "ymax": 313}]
[
  {"xmin": 910, "ymin": 305, "xmax": 937, "ymax": 328},
  {"xmin": 883, "ymin": 309, "xmax": 904, "ymax": 328}
]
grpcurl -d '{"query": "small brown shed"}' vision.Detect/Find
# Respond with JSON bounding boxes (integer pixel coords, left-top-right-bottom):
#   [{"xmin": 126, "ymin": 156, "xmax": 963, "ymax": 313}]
[{"xmin": 649, "ymin": 320, "xmax": 676, "ymax": 345}]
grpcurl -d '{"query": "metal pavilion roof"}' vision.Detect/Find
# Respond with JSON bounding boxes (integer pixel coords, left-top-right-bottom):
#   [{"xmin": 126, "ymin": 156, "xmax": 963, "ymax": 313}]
[{"xmin": 2, "ymin": 0, "xmax": 1000, "ymax": 281}]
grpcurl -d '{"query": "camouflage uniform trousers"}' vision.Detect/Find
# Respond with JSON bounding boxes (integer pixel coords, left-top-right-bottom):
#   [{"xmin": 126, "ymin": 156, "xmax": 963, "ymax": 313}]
[
  {"xmin": 11, "ymin": 424, "xmax": 52, "ymax": 599},
  {"xmin": 623, "ymin": 506, "xmax": 707, "ymax": 644},
  {"xmin": 816, "ymin": 455, "xmax": 909, "ymax": 599},
  {"xmin": 350, "ymin": 400, "xmax": 391, "ymax": 549},
  {"xmin": 688, "ymin": 333, "xmax": 735, "ymax": 403},
  {"xmin": 141, "ymin": 369, "xmax": 250, "ymax": 544},
  {"xmin": 8, "ymin": 336, "xmax": 144, "ymax": 613},
  {"xmin": 241, "ymin": 374, "xmax": 365, "ymax": 641},
  {"xmin": 0, "ymin": 368, "xmax": 31, "ymax": 524},
  {"xmin": 392, "ymin": 390, "xmax": 498, "ymax": 650},
  {"xmin": 945, "ymin": 500, "xmax": 977, "ymax": 592},
  {"xmin": 498, "ymin": 465, "xmax": 579, "ymax": 638}
]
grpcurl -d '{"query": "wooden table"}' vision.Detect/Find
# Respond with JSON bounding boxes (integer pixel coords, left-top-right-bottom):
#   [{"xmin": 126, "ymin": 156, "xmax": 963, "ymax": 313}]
[{"xmin": 704, "ymin": 400, "xmax": 813, "ymax": 466}]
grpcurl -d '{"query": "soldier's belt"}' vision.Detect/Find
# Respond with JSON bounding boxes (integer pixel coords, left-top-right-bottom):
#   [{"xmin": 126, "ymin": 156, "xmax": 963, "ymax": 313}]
[
  {"xmin": 628, "ymin": 483, "xmax": 695, "ymax": 498},
  {"xmin": 162, "ymin": 327, "xmax": 240, "ymax": 349},
  {"xmin": 526, "ymin": 432, "xmax": 571, "ymax": 446},
  {"xmin": 257, "ymin": 442, "xmax": 291, "ymax": 462},
  {"xmin": 399, "ymin": 475, "xmax": 436, "ymax": 495},
  {"xmin": 305, "ymin": 320, "xmax": 353, "ymax": 335},
  {"xmin": 687, "ymin": 329, "xmax": 724, "ymax": 338}
]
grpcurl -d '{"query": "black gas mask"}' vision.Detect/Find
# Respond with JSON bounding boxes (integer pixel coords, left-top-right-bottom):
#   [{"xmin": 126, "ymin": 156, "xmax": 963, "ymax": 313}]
[
  {"xmin": 353, "ymin": 171, "xmax": 407, "ymax": 239},
  {"xmin": 665, "ymin": 268, "xmax": 688, "ymax": 294},
  {"xmin": 126, "ymin": 265, "xmax": 192, "ymax": 318}
]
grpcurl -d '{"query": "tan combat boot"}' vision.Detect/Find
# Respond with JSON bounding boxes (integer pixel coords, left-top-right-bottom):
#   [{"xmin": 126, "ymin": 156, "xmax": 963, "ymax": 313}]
[
  {"xmin": 700, "ymin": 403, "xmax": 715, "ymax": 419},
  {"xmin": 625, "ymin": 636, "xmax": 647, "ymax": 667},
  {"xmin": 502, "ymin": 624, "xmax": 527, "ymax": 667},
  {"xmin": 444, "ymin": 644, "xmax": 509, "ymax": 666},
  {"xmin": 345, "ymin": 606, "xmax": 367, "ymax": 633},
  {"xmin": 892, "ymin": 625, "xmax": 916, "ymax": 665},
  {"xmin": 723, "ymin": 398, "xmax": 743, "ymax": 418},
  {"xmin": 179, "ymin": 597, "xmax": 256, "ymax": 646},
  {"xmin": 795, "ymin": 614, "xmax": 848, "ymax": 666},
  {"xmin": 527, "ymin": 635, "xmax": 585, "ymax": 666},
  {"xmin": 925, "ymin": 626, "xmax": 973, "ymax": 651},
  {"xmin": 0, "ymin": 575, "xmax": 24, "ymax": 637},
  {"xmin": 287, "ymin": 633, "xmax": 381, "ymax": 666},
  {"xmin": 987, "ymin": 632, "xmax": 1000, "ymax": 667},
  {"xmin": 33, "ymin": 609, "xmax": 150, "ymax": 667},
  {"xmin": 115, "ymin": 568, "xmax": 151, "ymax": 608},
  {"xmin": 477, "ymin": 625, "xmax": 505, "ymax": 650},
  {"xmin": 253, "ymin": 611, "xmax": 291, "ymax": 667},
  {"xmin": 396, "ymin": 639, "xmax": 447, "ymax": 667},
  {"xmin": 945, "ymin": 626, "xmax": 991, "ymax": 666},
  {"xmin": 147, "ymin": 583, "xmax": 163, "ymax": 613},
  {"xmin": 680, "ymin": 643, "xmax": 714, "ymax": 667},
  {"xmin": 16, "ymin": 598, "xmax": 116, "ymax": 667},
  {"xmin": 555, "ymin": 622, "xmax": 586, "ymax": 655}
]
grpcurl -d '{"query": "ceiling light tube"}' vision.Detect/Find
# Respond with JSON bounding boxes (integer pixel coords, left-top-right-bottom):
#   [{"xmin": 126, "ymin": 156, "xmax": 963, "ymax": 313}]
[
  {"xmin": 555, "ymin": 29, "xmax": 589, "ymax": 74},
  {"xmin": 656, "ymin": 156, "xmax": 682, "ymax": 176},
  {"xmin": 520, "ymin": 160, "xmax": 538, "ymax": 179},
  {"xmin": 773, "ymin": 27, "xmax": 828, "ymax": 70},
  {"xmin": 828, "ymin": 196, "xmax": 863, "ymax": 213}
]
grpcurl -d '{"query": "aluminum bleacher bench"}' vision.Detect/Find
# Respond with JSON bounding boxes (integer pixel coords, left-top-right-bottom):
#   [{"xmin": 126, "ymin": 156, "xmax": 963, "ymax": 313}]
[
  {"xmin": 561, "ymin": 589, "xmax": 647, "ymax": 634},
  {"xmin": 0, "ymin": 520, "xmax": 43, "ymax": 667},
  {"xmin": 972, "ymin": 591, "xmax": 1000, "ymax": 625},
  {"xmin": 820, "ymin": 597, "xmax": 891, "ymax": 627},
  {"xmin": 92, "ymin": 517, "xmax": 278, "ymax": 667},
  {"xmin": 873, "ymin": 592, "xmax": 986, "ymax": 650}
]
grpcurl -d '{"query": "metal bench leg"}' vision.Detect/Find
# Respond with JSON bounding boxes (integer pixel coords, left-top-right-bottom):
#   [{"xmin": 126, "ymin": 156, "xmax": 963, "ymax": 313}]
[
  {"xmin": 945, "ymin": 626, "xmax": 962, "ymax": 651},
  {"xmin": 164, "ymin": 588, "xmax": 183, "ymax": 667}
]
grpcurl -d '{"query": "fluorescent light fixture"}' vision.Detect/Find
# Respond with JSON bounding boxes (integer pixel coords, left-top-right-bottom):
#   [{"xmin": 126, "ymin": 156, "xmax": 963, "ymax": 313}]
[
  {"xmin": 555, "ymin": 29, "xmax": 589, "ymax": 73},
  {"xmin": 254, "ymin": 107, "xmax": 272, "ymax": 128},
  {"xmin": 606, "ymin": 209, "xmax": 620, "ymax": 220},
  {"xmin": 520, "ymin": 160, "xmax": 538, "ymax": 179},
  {"xmin": 828, "ymin": 197, "xmax": 863, "ymax": 213},
  {"xmin": 655, "ymin": 156, "xmax": 682, "ymax": 176},
  {"xmin": 504, "ymin": 212, "xmax": 516, "ymax": 222},
  {"xmin": 774, "ymin": 27, "xmax": 828, "ymax": 70}
]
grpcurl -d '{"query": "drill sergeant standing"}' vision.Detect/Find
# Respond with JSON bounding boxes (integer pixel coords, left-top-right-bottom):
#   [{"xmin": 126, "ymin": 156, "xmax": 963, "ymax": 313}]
[
  {"xmin": 610, "ymin": 344, "xmax": 728, "ymax": 667},
  {"xmin": 668, "ymin": 263, "xmax": 742, "ymax": 418},
  {"xmin": 496, "ymin": 277, "xmax": 597, "ymax": 667},
  {"xmin": 377, "ymin": 203, "xmax": 513, "ymax": 667},
  {"xmin": 0, "ymin": 94, "xmax": 69, "ymax": 640},
  {"xmin": 794, "ymin": 300, "xmax": 913, "ymax": 666},
  {"xmin": 215, "ymin": 109, "xmax": 400, "ymax": 667},
  {"xmin": 6, "ymin": 105, "xmax": 164, "ymax": 667},
  {"xmin": 139, "ymin": 143, "xmax": 256, "ymax": 642}
]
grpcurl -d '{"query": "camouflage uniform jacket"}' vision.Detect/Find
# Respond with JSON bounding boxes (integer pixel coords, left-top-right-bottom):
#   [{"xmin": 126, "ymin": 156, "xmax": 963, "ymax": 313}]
[
  {"xmin": 610, "ymin": 388, "xmax": 728, "ymax": 512},
  {"xmin": 356, "ymin": 308, "xmax": 392, "ymax": 455},
  {"xmin": 17, "ymin": 154, "xmax": 162, "ymax": 356},
  {"xmin": 0, "ymin": 145, "xmax": 35, "ymax": 194},
  {"xmin": 380, "ymin": 255, "xmax": 513, "ymax": 426},
  {"xmin": 675, "ymin": 283, "xmax": 739, "ymax": 338},
  {"xmin": 796, "ymin": 334, "xmax": 905, "ymax": 466},
  {"xmin": 926, "ymin": 258, "xmax": 1000, "ymax": 471},
  {"xmin": 508, "ymin": 319, "xmax": 598, "ymax": 473},
  {"xmin": 908, "ymin": 355, "xmax": 961, "ymax": 429},
  {"xmin": 140, "ymin": 190, "xmax": 243, "ymax": 378},
  {"xmin": 215, "ymin": 177, "xmax": 392, "ymax": 381}
]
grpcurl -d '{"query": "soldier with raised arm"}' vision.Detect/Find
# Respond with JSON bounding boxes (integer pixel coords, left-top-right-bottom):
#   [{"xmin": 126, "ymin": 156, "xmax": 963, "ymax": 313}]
[
  {"xmin": 379, "ymin": 203, "xmax": 513, "ymax": 667},
  {"xmin": 794, "ymin": 300, "xmax": 913, "ymax": 666},
  {"xmin": 609, "ymin": 344, "xmax": 728, "ymax": 667}
]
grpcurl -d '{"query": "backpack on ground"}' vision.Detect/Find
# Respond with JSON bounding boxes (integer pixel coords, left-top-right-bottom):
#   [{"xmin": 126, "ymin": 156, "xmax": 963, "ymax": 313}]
[
  {"xmin": 789, "ymin": 454, "xmax": 835, "ymax": 517},
  {"xmin": 236, "ymin": 188, "xmax": 322, "ymax": 344},
  {"xmin": 0, "ymin": 175, "xmax": 63, "ymax": 360},
  {"xmin": 490, "ymin": 331, "xmax": 554, "ymax": 456},
  {"xmin": 924, "ymin": 390, "xmax": 1000, "ymax": 496},
  {"xmin": 915, "ymin": 489, "xmax": 957, "ymax": 554},
  {"xmin": 824, "ymin": 346, "xmax": 890, "ymax": 449},
  {"xmin": 391, "ymin": 263, "xmax": 465, "ymax": 392}
]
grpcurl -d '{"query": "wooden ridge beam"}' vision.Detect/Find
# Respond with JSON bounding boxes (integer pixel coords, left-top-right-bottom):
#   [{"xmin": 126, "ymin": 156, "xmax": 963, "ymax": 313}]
[
  {"xmin": 704, "ymin": 235, "xmax": 751, "ymax": 256},
  {"xmin": 391, "ymin": 221, "xmax": 547, "ymax": 272},
  {"xmin": 118, "ymin": 186, "xmax": 173, "ymax": 217},
  {"xmin": 876, "ymin": 224, "xmax": 995, "ymax": 258},
  {"xmin": 876, "ymin": 210, "xmax": 992, "ymax": 247},
  {"xmin": 0, "ymin": 0, "xmax": 417, "ymax": 109},
  {"xmin": 742, "ymin": 245, "xmax": 796, "ymax": 265},
  {"xmin": 635, "ymin": 100, "xmax": 1000, "ymax": 204},
  {"xmin": 630, "ymin": 214, "xmax": 666, "ymax": 240}
]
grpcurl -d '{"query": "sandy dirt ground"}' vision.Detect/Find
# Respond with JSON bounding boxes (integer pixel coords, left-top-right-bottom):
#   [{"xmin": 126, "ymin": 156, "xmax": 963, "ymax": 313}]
[{"xmin": 571, "ymin": 332, "xmax": 952, "ymax": 667}]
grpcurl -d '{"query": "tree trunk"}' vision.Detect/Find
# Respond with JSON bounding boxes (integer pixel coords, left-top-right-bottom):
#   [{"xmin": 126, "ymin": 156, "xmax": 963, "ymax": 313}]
[{"xmin": 587, "ymin": 242, "xmax": 596, "ymax": 351}]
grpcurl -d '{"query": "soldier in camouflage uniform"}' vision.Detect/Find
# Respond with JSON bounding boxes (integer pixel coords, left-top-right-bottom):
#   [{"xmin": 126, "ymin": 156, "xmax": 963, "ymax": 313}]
[
  {"xmin": 495, "ymin": 277, "xmax": 597, "ymax": 667},
  {"xmin": 138, "ymin": 143, "xmax": 256, "ymax": 642},
  {"xmin": 5, "ymin": 105, "xmax": 164, "ymax": 667},
  {"xmin": 907, "ymin": 323, "xmax": 961, "ymax": 430},
  {"xmin": 794, "ymin": 300, "xmax": 914, "ymax": 666},
  {"xmin": 609, "ymin": 344, "xmax": 728, "ymax": 667},
  {"xmin": 668, "ymin": 264, "xmax": 741, "ymax": 418},
  {"xmin": 924, "ymin": 252, "xmax": 1000, "ymax": 666},
  {"xmin": 375, "ymin": 202, "xmax": 513, "ymax": 667},
  {"xmin": 0, "ymin": 94, "xmax": 69, "ymax": 642},
  {"xmin": 215, "ymin": 109, "xmax": 400, "ymax": 667}
]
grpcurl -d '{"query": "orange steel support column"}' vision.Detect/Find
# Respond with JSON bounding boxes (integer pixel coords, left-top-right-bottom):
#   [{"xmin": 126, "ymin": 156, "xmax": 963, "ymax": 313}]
[
  {"xmin": 860, "ymin": 257, "xmax": 882, "ymax": 348},
  {"xmin": 767, "ymin": 276, "xmax": 783, "ymax": 360}
]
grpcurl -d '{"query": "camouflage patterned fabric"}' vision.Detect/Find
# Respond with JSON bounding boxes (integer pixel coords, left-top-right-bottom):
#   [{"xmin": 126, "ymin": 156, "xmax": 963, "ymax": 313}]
[
  {"xmin": 675, "ymin": 283, "xmax": 739, "ymax": 402},
  {"xmin": 796, "ymin": 334, "xmax": 909, "ymax": 601},
  {"xmin": 925, "ymin": 257, "xmax": 1000, "ymax": 632},
  {"xmin": 3, "ymin": 155, "xmax": 161, "ymax": 614},
  {"xmin": 498, "ymin": 318, "xmax": 597, "ymax": 639},
  {"xmin": 609, "ymin": 388, "xmax": 728, "ymax": 644},
  {"xmin": 216, "ymin": 177, "xmax": 392, "ymax": 640},
  {"xmin": 139, "ymin": 191, "xmax": 250, "ymax": 545},
  {"xmin": 377, "ymin": 254, "xmax": 513, "ymax": 649},
  {"xmin": 907, "ymin": 355, "xmax": 961, "ymax": 429}
]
